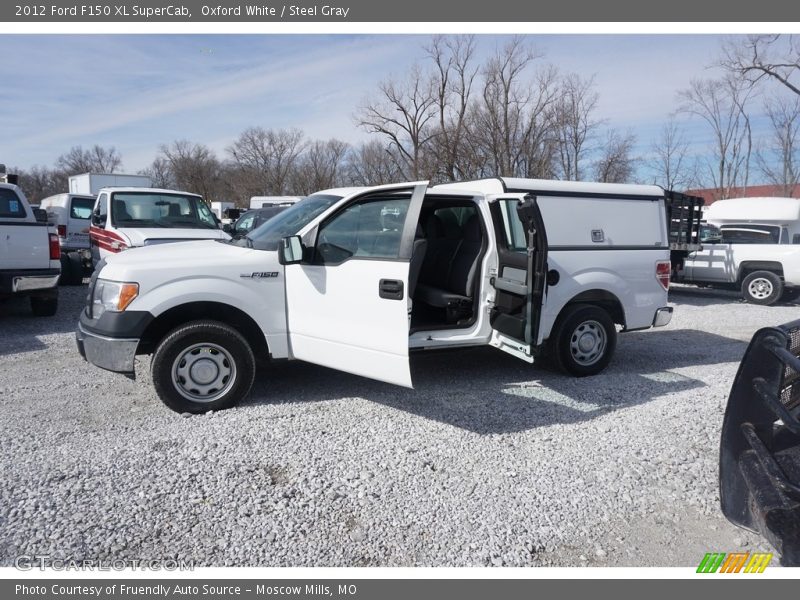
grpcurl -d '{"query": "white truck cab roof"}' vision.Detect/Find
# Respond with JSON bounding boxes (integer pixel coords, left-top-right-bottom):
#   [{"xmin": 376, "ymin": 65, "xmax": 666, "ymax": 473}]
[
  {"xmin": 706, "ymin": 197, "xmax": 800, "ymax": 225},
  {"xmin": 98, "ymin": 186, "xmax": 201, "ymax": 196},
  {"xmin": 435, "ymin": 177, "xmax": 665, "ymax": 198}
]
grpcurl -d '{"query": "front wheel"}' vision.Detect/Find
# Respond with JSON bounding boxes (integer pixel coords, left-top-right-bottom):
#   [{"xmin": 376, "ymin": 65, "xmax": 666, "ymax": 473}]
[
  {"xmin": 551, "ymin": 304, "xmax": 617, "ymax": 377},
  {"xmin": 151, "ymin": 320, "xmax": 256, "ymax": 414},
  {"xmin": 741, "ymin": 271, "xmax": 782, "ymax": 305}
]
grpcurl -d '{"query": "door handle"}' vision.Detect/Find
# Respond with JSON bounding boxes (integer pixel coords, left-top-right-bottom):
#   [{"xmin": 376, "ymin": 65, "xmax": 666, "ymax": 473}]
[{"xmin": 379, "ymin": 279, "xmax": 404, "ymax": 300}]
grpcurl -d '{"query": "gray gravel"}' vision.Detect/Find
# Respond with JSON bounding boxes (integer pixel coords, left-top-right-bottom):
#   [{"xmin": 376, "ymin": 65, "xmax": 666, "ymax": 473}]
[{"xmin": 0, "ymin": 283, "xmax": 797, "ymax": 567}]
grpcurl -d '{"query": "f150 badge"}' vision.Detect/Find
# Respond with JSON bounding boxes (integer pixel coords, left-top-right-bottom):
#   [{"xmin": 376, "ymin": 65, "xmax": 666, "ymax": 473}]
[{"xmin": 240, "ymin": 272, "xmax": 279, "ymax": 279}]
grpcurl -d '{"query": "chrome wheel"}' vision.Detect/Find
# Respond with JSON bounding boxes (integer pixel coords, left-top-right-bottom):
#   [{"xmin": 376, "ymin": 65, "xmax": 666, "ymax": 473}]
[
  {"xmin": 569, "ymin": 320, "xmax": 607, "ymax": 366},
  {"xmin": 171, "ymin": 343, "xmax": 237, "ymax": 403},
  {"xmin": 748, "ymin": 277, "xmax": 774, "ymax": 300}
]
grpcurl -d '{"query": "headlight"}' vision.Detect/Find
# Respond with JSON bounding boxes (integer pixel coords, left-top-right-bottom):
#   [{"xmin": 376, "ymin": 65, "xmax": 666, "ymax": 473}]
[{"xmin": 92, "ymin": 279, "xmax": 139, "ymax": 319}]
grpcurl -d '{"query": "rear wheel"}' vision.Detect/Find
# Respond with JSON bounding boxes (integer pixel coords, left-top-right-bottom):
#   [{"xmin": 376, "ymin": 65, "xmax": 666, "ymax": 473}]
[
  {"xmin": 741, "ymin": 271, "xmax": 782, "ymax": 305},
  {"xmin": 30, "ymin": 295, "xmax": 58, "ymax": 317},
  {"xmin": 59, "ymin": 253, "xmax": 84, "ymax": 286},
  {"xmin": 551, "ymin": 304, "xmax": 617, "ymax": 377},
  {"xmin": 151, "ymin": 320, "xmax": 256, "ymax": 414}
]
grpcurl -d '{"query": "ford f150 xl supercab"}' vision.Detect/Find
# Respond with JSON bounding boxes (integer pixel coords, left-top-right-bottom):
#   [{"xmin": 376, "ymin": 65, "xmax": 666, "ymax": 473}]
[
  {"xmin": 89, "ymin": 187, "xmax": 230, "ymax": 266},
  {"xmin": 0, "ymin": 181, "xmax": 61, "ymax": 316},
  {"xmin": 76, "ymin": 178, "xmax": 676, "ymax": 413}
]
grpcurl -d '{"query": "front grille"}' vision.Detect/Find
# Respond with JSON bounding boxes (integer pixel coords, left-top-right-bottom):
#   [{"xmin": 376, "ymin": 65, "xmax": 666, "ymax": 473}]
[{"xmin": 781, "ymin": 325, "xmax": 800, "ymax": 411}]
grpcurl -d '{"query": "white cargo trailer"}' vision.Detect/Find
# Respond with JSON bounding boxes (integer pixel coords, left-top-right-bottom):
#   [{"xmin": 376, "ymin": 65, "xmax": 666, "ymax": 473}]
[{"xmin": 69, "ymin": 173, "xmax": 152, "ymax": 196}]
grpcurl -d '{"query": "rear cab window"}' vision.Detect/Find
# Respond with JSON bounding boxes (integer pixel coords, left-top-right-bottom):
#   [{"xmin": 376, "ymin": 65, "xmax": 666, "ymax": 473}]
[
  {"xmin": 721, "ymin": 225, "xmax": 780, "ymax": 244},
  {"xmin": 70, "ymin": 196, "xmax": 95, "ymax": 220},
  {"xmin": 0, "ymin": 188, "xmax": 26, "ymax": 218}
]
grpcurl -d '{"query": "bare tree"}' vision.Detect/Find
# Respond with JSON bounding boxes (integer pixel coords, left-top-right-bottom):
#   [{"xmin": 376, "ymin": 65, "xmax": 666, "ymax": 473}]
[
  {"xmin": 355, "ymin": 64, "xmax": 438, "ymax": 180},
  {"xmin": 721, "ymin": 34, "xmax": 800, "ymax": 97},
  {"xmin": 228, "ymin": 127, "xmax": 306, "ymax": 195},
  {"xmin": 594, "ymin": 130, "xmax": 637, "ymax": 183},
  {"xmin": 678, "ymin": 76, "xmax": 753, "ymax": 200},
  {"xmin": 756, "ymin": 95, "xmax": 800, "ymax": 196},
  {"xmin": 425, "ymin": 35, "xmax": 479, "ymax": 181},
  {"xmin": 55, "ymin": 145, "xmax": 122, "ymax": 175},
  {"xmin": 344, "ymin": 140, "xmax": 403, "ymax": 186},
  {"xmin": 159, "ymin": 140, "xmax": 224, "ymax": 201},
  {"xmin": 15, "ymin": 165, "xmax": 66, "ymax": 202},
  {"xmin": 291, "ymin": 139, "xmax": 350, "ymax": 194},
  {"xmin": 139, "ymin": 157, "xmax": 175, "ymax": 189},
  {"xmin": 553, "ymin": 74, "xmax": 603, "ymax": 181},
  {"xmin": 649, "ymin": 118, "xmax": 696, "ymax": 191},
  {"xmin": 470, "ymin": 38, "xmax": 556, "ymax": 178}
]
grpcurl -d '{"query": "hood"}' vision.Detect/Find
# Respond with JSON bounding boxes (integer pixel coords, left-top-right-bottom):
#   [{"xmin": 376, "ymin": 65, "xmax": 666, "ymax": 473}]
[
  {"xmin": 100, "ymin": 240, "xmax": 277, "ymax": 282},
  {"xmin": 116, "ymin": 227, "xmax": 229, "ymax": 247}
]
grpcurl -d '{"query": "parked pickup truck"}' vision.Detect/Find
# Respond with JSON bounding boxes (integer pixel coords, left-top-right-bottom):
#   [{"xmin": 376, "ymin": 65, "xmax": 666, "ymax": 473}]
[
  {"xmin": 0, "ymin": 181, "xmax": 61, "ymax": 316},
  {"xmin": 89, "ymin": 187, "xmax": 230, "ymax": 266},
  {"xmin": 39, "ymin": 192, "xmax": 96, "ymax": 285},
  {"xmin": 674, "ymin": 197, "xmax": 800, "ymax": 305},
  {"xmin": 76, "ymin": 178, "xmax": 676, "ymax": 413}
]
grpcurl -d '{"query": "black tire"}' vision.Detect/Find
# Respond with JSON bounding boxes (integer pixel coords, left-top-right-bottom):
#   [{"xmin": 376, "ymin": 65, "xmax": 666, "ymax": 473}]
[
  {"xmin": 151, "ymin": 320, "xmax": 256, "ymax": 414},
  {"xmin": 58, "ymin": 255, "xmax": 72, "ymax": 286},
  {"xmin": 66, "ymin": 253, "xmax": 84, "ymax": 285},
  {"xmin": 30, "ymin": 295, "xmax": 58, "ymax": 317},
  {"xmin": 741, "ymin": 271, "xmax": 783, "ymax": 305},
  {"xmin": 782, "ymin": 287, "xmax": 800, "ymax": 303},
  {"xmin": 551, "ymin": 304, "xmax": 617, "ymax": 377}
]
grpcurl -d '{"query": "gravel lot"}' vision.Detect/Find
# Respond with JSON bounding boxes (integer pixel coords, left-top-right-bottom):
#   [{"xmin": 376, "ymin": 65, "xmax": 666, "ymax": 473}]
[{"xmin": 1, "ymin": 283, "xmax": 797, "ymax": 567}]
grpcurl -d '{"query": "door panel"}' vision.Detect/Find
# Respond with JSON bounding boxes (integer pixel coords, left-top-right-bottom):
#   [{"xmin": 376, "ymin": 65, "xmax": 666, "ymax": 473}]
[
  {"xmin": 685, "ymin": 244, "xmax": 734, "ymax": 282},
  {"xmin": 487, "ymin": 195, "xmax": 548, "ymax": 362},
  {"xmin": 284, "ymin": 183, "xmax": 427, "ymax": 387}
]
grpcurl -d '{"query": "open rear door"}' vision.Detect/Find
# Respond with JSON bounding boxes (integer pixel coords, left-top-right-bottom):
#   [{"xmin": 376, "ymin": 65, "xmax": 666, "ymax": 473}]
[
  {"xmin": 487, "ymin": 194, "xmax": 548, "ymax": 363},
  {"xmin": 284, "ymin": 182, "xmax": 427, "ymax": 387}
]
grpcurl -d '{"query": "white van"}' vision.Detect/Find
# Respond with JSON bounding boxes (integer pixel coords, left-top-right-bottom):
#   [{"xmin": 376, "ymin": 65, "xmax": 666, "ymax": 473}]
[
  {"xmin": 76, "ymin": 178, "xmax": 676, "ymax": 413},
  {"xmin": 89, "ymin": 187, "xmax": 230, "ymax": 266},
  {"xmin": 676, "ymin": 197, "xmax": 800, "ymax": 304},
  {"xmin": 39, "ymin": 193, "xmax": 96, "ymax": 285}
]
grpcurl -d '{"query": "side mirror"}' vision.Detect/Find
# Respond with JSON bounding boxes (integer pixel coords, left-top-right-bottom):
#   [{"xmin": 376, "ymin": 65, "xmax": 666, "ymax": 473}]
[
  {"xmin": 222, "ymin": 223, "xmax": 233, "ymax": 234},
  {"xmin": 279, "ymin": 235, "xmax": 304, "ymax": 265},
  {"xmin": 33, "ymin": 208, "xmax": 48, "ymax": 223},
  {"xmin": 91, "ymin": 213, "xmax": 107, "ymax": 227}
]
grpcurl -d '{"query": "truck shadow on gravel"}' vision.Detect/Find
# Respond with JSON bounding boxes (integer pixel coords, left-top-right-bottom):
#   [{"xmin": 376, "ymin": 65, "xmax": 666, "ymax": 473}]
[
  {"xmin": 245, "ymin": 328, "xmax": 748, "ymax": 434},
  {"xmin": 669, "ymin": 285, "xmax": 800, "ymax": 307},
  {"xmin": 0, "ymin": 287, "xmax": 86, "ymax": 355}
]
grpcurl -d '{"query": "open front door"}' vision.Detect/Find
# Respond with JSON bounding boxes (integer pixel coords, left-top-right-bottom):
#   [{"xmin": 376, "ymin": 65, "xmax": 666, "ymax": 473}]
[
  {"xmin": 284, "ymin": 182, "xmax": 427, "ymax": 387},
  {"xmin": 487, "ymin": 194, "xmax": 548, "ymax": 363}
]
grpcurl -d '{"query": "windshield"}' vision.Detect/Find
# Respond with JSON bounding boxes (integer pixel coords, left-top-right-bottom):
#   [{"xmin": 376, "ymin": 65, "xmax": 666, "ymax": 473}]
[
  {"xmin": 243, "ymin": 194, "xmax": 342, "ymax": 250},
  {"xmin": 110, "ymin": 192, "xmax": 218, "ymax": 229}
]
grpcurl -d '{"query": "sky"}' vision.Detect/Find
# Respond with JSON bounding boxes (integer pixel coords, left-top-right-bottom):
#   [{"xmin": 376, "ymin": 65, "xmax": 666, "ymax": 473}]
[{"xmin": 0, "ymin": 34, "xmax": 758, "ymax": 178}]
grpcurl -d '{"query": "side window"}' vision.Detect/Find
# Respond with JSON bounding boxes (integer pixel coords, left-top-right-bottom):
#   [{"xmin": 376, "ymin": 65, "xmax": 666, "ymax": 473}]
[
  {"xmin": 235, "ymin": 213, "xmax": 255, "ymax": 233},
  {"xmin": 498, "ymin": 199, "xmax": 527, "ymax": 251},
  {"xmin": 315, "ymin": 196, "xmax": 410, "ymax": 264},
  {"xmin": 0, "ymin": 188, "xmax": 26, "ymax": 218},
  {"xmin": 94, "ymin": 194, "xmax": 108, "ymax": 225}
]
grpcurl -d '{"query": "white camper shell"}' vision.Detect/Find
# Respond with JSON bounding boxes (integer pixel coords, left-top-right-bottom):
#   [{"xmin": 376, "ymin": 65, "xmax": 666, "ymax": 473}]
[{"xmin": 76, "ymin": 178, "xmax": 676, "ymax": 414}]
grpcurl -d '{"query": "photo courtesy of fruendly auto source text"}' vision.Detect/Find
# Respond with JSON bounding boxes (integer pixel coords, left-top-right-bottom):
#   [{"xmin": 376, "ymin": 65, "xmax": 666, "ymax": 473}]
[{"xmin": 1, "ymin": 0, "xmax": 800, "ymax": 597}]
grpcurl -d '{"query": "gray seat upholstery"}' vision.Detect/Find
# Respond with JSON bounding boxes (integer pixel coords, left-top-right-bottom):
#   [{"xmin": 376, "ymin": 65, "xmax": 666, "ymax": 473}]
[
  {"xmin": 408, "ymin": 224, "xmax": 427, "ymax": 299},
  {"xmin": 416, "ymin": 214, "xmax": 482, "ymax": 308}
]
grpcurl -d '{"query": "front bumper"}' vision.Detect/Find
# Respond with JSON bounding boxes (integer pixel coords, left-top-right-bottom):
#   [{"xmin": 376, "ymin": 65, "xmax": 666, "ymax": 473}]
[
  {"xmin": 652, "ymin": 306, "xmax": 673, "ymax": 327},
  {"xmin": 76, "ymin": 323, "xmax": 138, "ymax": 375}
]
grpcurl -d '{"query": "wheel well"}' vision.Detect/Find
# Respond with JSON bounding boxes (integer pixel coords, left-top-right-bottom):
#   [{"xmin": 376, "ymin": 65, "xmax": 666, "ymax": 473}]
[
  {"xmin": 738, "ymin": 261, "xmax": 784, "ymax": 282},
  {"xmin": 561, "ymin": 289, "xmax": 626, "ymax": 327},
  {"xmin": 138, "ymin": 302, "xmax": 269, "ymax": 358}
]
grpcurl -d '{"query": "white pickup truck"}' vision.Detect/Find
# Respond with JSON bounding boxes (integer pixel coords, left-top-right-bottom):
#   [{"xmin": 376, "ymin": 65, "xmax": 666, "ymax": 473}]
[
  {"xmin": 89, "ymin": 187, "xmax": 230, "ymax": 266},
  {"xmin": 76, "ymin": 178, "xmax": 676, "ymax": 413},
  {"xmin": 675, "ymin": 197, "xmax": 800, "ymax": 305},
  {"xmin": 0, "ymin": 181, "xmax": 61, "ymax": 316}
]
